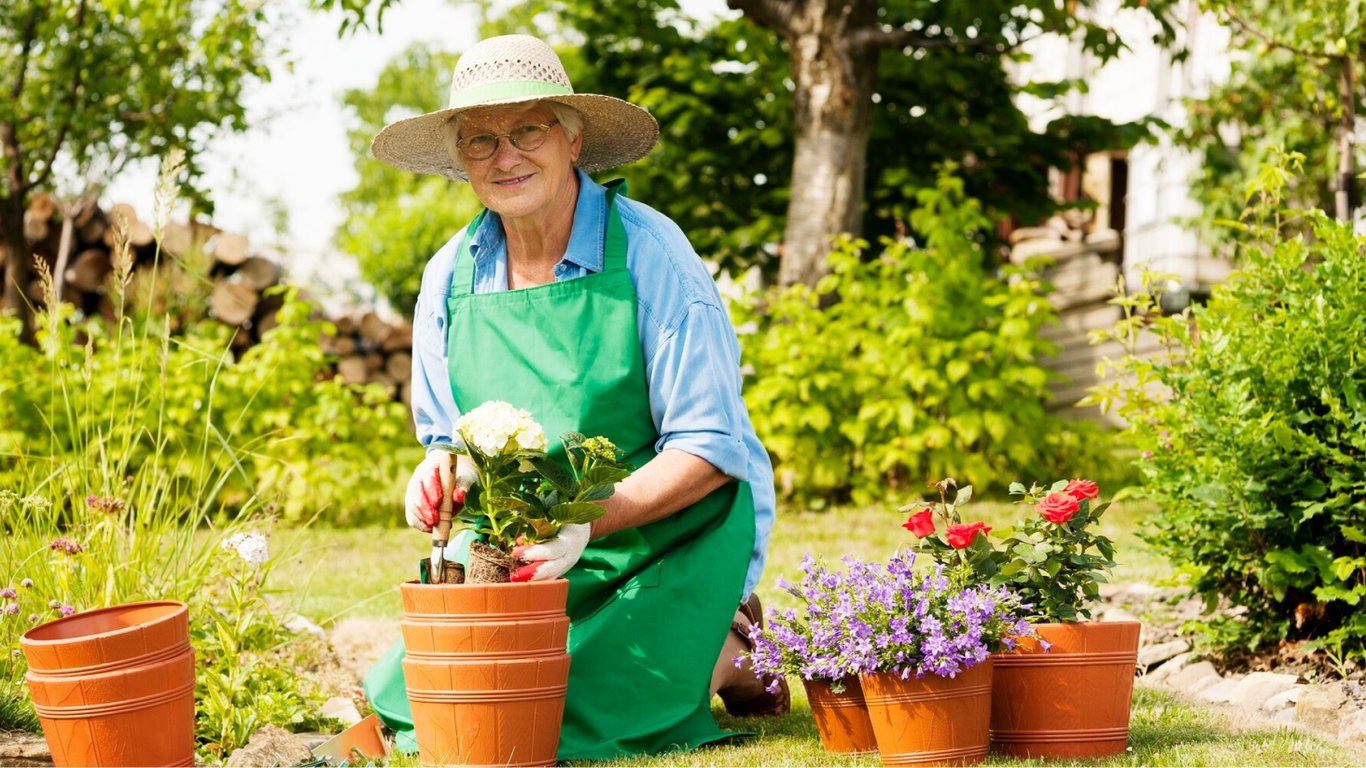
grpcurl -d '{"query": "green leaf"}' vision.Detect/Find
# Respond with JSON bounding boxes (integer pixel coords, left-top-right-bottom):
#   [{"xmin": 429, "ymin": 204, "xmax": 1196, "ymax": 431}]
[
  {"xmin": 1342, "ymin": 526, "xmax": 1366, "ymax": 544},
  {"xmin": 1008, "ymin": 482, "xmax": 1027, "ymax": 496},
  {"xmin": 531, "ymin": 457, "xmax": 578, "ymax": 497},
  {"xmin": 549, "ymin": 501, "xmax": 607, "ymax": 525},
  {"xmin": 583, "ymin": 465, "xmax": 630, "ymax": 489}
]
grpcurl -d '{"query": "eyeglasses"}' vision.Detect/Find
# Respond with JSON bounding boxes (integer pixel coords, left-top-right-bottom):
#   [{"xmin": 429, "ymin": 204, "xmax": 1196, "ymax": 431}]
[{"xmin": 455, "ymin": 119, "xmax": 560, "ymax": 161}]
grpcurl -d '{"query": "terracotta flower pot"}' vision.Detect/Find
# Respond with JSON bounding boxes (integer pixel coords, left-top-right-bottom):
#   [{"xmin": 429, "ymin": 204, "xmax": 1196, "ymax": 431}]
[
  {"xmin": 20, "ymin": 601, "xmax": 195, "ymax": 768},
  {"xmin": 400, "ymin": 579, "xmax": 570, "ymax": 766},
  {"xmin": 860, "ymin": 660, "xmax": 993, "ymax": 766},
  {"xmin": 989, "ymin": 621, "xmax": 1141, "ymax": 759},
  {"xmin": 802, "ymin": 677, "xmax": 877, "ymax": 754}
]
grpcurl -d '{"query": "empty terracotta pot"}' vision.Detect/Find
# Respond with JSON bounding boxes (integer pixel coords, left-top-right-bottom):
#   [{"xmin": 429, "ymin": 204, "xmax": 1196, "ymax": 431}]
[
  {"xmin": 20, "ymin": 601, "xmax": 194, "ymax": 767},
  {"xmin": 860, "ymin": 660, "xmax": 993, "ymax": 766},
  {"xmin": 400, "ymin": 579, "xmax": 570, "ymax": 766},
  {"xmin": 802, "ymin": 677, "xmax": 877, "ymax": 754},
  {"xmin": 990, "ymin": 621, "xmax": 1141, "ymax": 759}
]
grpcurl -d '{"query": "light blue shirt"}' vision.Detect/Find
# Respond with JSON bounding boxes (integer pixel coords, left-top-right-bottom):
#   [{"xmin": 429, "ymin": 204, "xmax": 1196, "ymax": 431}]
[{"xmin": 409, "ymin": 169, "xmax": 774, "ymax": 597}]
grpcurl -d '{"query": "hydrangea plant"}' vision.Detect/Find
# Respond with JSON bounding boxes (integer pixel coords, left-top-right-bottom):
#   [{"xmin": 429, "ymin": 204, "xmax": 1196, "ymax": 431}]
[
  {"xmin": 442, "ymin": 400, "xmax": 632, "ymax": 553},
  {"xmin": 745, "ymin": 551, "xmax": 1034, "ymax": 689}
]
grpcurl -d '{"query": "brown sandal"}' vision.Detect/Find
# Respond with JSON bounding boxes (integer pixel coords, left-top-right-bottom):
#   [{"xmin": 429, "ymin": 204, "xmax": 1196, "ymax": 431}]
[{"xmin": 717, "ymin": 593, "xmax": 791, "ymax": 717}]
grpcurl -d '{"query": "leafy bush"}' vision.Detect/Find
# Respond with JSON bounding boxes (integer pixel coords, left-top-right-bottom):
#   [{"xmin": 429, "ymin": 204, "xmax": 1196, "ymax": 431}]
[
  {"xmin": 1089, "ymin": 153, "xmax": 1366, "ymax": 664},
  {"xmin": 0, "ymin": 214, "xmax": 410, "ymax": 747},
  {"xmin": 735, "ymin": 171, "xmax": 1115, "ymax": 505}
]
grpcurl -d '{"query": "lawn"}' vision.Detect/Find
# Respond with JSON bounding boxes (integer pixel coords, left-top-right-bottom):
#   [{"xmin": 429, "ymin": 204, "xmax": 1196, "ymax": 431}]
[{"xmin": 273, "ymin": 496, "xmax": 1364, "ymax": 767}]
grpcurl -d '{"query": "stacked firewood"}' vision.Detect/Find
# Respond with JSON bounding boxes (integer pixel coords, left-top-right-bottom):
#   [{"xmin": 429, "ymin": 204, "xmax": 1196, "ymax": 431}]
[{"xmin": 10, "ymin": 194, "xmax": 416, "ymax": 407}]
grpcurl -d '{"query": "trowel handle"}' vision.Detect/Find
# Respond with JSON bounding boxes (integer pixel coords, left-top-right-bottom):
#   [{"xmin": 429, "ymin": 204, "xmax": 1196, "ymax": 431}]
[{"xmin": 435, "ymin": 453, "xmax": 455, "ymax": 544}]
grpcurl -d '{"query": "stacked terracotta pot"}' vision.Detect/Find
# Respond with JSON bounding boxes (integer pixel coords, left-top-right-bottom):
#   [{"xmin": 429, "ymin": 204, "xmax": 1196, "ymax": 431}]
[{"xmin": 400, "ymin": 579, "xmax": 570, "ymax": 766}]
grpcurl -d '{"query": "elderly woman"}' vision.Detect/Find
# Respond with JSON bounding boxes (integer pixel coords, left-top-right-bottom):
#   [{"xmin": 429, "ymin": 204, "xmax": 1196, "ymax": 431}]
[{"xmin": 361, "ymin": 35, "xmax": 785, "ymax": 759}]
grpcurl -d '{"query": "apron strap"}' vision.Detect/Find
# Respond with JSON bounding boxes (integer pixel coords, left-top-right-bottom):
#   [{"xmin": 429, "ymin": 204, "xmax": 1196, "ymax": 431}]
[
  {"xmin": 449, "ymin": 179, "xmax": 630, "ymax": 297},
  {"xmin": 450, "ymin": 209, "xmax": 488, "ymax": 296}
]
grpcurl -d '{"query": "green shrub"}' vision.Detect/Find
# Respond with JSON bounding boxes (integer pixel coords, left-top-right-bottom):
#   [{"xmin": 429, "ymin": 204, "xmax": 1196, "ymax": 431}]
[
  {"xmin": 1089, "ymin": 153, "xmax": 1366, "ymax": 664},
  {"xmin": 736, "ymin": 170, "xmax": 1115, "ymax": 506}
]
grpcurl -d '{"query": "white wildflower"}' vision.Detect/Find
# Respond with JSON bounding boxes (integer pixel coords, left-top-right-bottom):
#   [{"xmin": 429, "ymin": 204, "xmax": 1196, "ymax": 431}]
[
  {"xmin": 221, "ymin": 531, "xmax": 269, "ymax": 567},
  {"xmin": 457, "ymin": 401, "xmax": 546, "ymax": 457}
]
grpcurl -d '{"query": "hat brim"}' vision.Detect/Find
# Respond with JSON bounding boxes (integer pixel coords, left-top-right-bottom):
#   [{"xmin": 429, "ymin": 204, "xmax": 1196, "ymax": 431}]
[{"xmin": 370, "ymin": 94, "xmax": 659, "ymax": 181}]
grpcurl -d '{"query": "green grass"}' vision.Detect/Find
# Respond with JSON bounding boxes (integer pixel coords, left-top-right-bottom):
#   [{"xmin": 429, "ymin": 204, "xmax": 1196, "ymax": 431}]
[{"xmin": 275, "ymin": 499, "xmax": 1362, "ymax": 766}]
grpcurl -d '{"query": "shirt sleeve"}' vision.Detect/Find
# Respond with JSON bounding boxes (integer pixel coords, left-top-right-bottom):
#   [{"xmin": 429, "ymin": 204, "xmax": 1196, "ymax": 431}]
[
  {"xmin": 410, "ymin": 241, "xmax": 462, "ymax": 455},
  {"xmin": 646, "ymin": 300, "xmax": 751, "ymax": 481}
]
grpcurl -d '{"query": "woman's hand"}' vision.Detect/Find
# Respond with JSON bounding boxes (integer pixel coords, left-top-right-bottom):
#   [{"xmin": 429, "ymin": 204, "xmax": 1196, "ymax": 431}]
[
  {"xmin": 510, "ymin": 523, "xmax": 590, "ymax": 581},
  {"xmin": 404, "ymin": 451, "xmax": 476, "ymax": 532}
]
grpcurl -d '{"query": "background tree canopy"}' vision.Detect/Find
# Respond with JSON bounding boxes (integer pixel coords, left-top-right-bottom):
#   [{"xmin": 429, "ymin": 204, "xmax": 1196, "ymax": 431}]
[{"xmin": 338, "ymin": 0, "xmax": 1174, "ymax": 315}]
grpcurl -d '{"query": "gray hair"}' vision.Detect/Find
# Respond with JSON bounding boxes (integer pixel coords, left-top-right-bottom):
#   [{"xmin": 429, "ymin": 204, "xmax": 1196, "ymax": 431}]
[{"xmin": 443, "ymin": 101, "xmax": 585, "ymax": 174}]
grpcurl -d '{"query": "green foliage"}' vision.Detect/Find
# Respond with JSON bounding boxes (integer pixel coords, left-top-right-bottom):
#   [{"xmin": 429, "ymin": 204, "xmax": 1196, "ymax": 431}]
[
  {"xmin": 193, "ymin": 545, "xmax": 335, "ymax": 762},
  {"xmin": 1090, "ymin": 152, "xmax": 1366, "ymax": 662},
  {"xmin": 336, "ymin": 43, "xmax": 483, "ymax": 316},
  {"xmin": 736, "ymin": 171, "xmax": 1099, "ymax": 505},
  {"xmin": 1176, "ymin": 0, "xmax": 1363, "ymax": 229}
]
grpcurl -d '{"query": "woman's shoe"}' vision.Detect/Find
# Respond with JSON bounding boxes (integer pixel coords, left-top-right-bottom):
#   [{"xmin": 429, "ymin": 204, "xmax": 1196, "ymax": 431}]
[{"xmin": 715, "ymin": 593, "xmax": 791, "ymax": 717}]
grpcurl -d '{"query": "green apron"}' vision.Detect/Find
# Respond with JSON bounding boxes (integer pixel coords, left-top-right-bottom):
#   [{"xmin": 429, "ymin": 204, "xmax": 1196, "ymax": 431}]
[{"xmin": 364, "ymin": 181, "xmax": 756, "ymax": 760}]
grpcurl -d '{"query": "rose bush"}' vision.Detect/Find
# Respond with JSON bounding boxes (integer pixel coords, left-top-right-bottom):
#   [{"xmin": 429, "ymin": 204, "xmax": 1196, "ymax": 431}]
[{"xmin": 905, "ymin": 478, "xmax": 1117, "ymax": 623}]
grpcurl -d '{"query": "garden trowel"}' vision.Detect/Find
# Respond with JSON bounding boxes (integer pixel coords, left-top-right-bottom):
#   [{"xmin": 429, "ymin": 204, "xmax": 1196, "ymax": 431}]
[{"xmin": 430, "ymin": 457, "xmax": 455, "ymax": 583}]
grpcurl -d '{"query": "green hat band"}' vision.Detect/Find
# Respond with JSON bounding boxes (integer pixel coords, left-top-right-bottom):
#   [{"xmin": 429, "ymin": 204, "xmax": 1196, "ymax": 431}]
[{"xmin": 449, "ymin": 80, "xmax": 574, "ymax": 109}]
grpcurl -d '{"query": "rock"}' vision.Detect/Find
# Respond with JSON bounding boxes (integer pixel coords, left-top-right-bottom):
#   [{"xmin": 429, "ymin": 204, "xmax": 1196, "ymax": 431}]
[
  {"xmin": 284, "ymin": 613, "xmax": 326, "ymax": 638},
  {"xmin": 321, "ymin": 696, "xmax": 363, "ymax": 726},
  {"xmin": 1101, "ymin": 606, "xmax": 1141, "ymax": 625},
  {"xmin": 0, "ymin": 730, "xmax": 52, "ymax": 767},
  {"xmin": 1273, "ymin": 707, "xmax": 1299, "ymax": 724},
  {"xmin": 1296, "ymin": 682, "xmax": 1350, "ymax": 735},
  {"xmin": 1144, "ymin": 652, "xmax": 1190, "ymax": 685},
  {"xmin": 1225, "ymin": 672, "xmax": 1300, "ymax": 711},
  {"xmin": 1169, "ymin": 660, "xmax": 1222, "ymax": 694},
  {"xmin": 225, "ymin": 725, "xmax": 313, "ymax": 768},
  {"xmin": 1199, "ymin": 674, "xmax": 1246, "ymax": 703},
  {"xmin": 1139, "ymin": 640, "xmax": 1190, "ymax": 669},
  {"xmin": 1338, "ymin": 707, "xmax": 1366, "ymax": 744},
  {"xmin": 1262, "ymin": 685, "xmax": 1305, "ymax": 713}
]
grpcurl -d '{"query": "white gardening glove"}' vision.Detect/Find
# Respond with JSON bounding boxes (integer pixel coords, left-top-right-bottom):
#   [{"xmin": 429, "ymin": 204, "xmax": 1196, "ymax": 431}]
[
  {"xmin": 404, "ymin": 451, "xmax": 476, "ymax": 533},
  {"xmin": 510, "ymin": 523, "xmax": 591, "ymax": 582}
]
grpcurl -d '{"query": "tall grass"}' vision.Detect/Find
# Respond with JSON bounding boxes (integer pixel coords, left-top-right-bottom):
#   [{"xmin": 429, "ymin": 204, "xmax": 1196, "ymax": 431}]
[{"xmin": 0, "ymin": 153, "xmax": 330, "ymax": 758}]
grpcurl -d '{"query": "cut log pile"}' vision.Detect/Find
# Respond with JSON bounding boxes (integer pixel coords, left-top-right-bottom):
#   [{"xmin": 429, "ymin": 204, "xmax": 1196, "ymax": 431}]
[
  {"xmin": 6, "ymin": 195, "xmax": 415, "ymax": 408},
  {"xmin": 1008, "ymin": 219, "xmax": 1163, "ymax": 425}
]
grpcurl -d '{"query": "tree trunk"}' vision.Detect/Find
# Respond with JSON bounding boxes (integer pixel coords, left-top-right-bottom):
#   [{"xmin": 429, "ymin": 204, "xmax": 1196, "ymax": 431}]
[
  {"xmin": 730, "ymin": 0, "xmax": 880, "ymax": 288},
  {"xmin": 1336, "ymin": 55, "xmax": 1356, "ymax": 224},
  {"xmin": 1, "ymin": 194, "xmax": 35, "ymax": 344},
  {"xmin": 777, "ymin": 3, "xmax": 879, "ymax": 287}
]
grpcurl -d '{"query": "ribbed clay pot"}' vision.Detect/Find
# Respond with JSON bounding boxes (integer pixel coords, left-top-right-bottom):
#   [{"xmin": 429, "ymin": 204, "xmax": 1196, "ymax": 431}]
[
  {"xmin": 400, "ymin": 579, "xmax": 570, "ymax": 766},
  {"xmin": 860, "ymin": 660, "xmax": 993, "ymax": 767},
  {"xmin": 20, "ymin": 601, "xmax": 195, "ymax": 768},
  {"xmin": 989, "ymin": 621, "xmax": 1140, "ymax": 759},
  {"xmin": 802, "ymin": 677, "xmax": 877, "ymax": 754}
]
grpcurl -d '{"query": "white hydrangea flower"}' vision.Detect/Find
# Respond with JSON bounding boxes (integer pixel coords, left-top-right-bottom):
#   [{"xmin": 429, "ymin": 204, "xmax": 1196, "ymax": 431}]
[
  {"xmin": 457, "ymin": 401, "xmax": 546, "ymax": 456},
  {"xmin": 221, "ymin": 532, "xmax": 269, "ymax": 567}
]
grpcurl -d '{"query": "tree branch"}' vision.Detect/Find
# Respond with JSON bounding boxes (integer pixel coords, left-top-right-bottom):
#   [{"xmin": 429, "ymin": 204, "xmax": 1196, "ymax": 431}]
[
  {"xmin": 1222, "ymin": 4, "xmax": 1337, "ymax": 61},
  {"xmin": 25, "ymin": 0, "xmax": 88, "ymax": 195},
  {"xmin": 726, "ymin": 0, "xmax": 797, "ymax": 34}
]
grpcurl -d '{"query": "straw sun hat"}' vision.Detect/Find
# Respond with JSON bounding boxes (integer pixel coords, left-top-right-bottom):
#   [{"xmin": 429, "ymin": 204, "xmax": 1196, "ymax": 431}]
[{"xmin": 370, "ymin": 35, "xmax": 660, "ymax": 181}]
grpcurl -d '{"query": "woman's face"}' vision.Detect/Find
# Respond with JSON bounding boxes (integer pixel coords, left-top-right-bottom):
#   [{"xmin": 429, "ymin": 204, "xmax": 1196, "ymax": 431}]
[{"xmin": 457, "ymin": 103, "xmax": 582, "ymax": 226}]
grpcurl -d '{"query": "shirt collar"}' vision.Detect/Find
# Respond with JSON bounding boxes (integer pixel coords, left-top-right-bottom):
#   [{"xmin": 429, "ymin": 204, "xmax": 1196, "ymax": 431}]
[{"xmin": 467, "ymin": 168, "xmax": 608, "ymax": 273}]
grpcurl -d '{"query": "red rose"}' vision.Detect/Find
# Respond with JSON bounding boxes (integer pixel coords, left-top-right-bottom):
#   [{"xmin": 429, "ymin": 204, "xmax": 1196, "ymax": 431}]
[
  {"xmin": 1064, "ymin": 479, "xmax": 1100, "ymax": 501},
  {"xmin": 902, "ymin": 507, "xmax": 936, "ymax": 538},
  {"xmin": 1036, "ymin": 492, "xmax": 1081, "ymax": 524},
  {"xmin": 946, "ymin": 521, "xmax": 991, "ymax": 549}
]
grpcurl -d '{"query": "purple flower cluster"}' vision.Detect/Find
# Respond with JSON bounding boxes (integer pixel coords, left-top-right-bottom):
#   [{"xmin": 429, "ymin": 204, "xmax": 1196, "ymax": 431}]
[
  {"xmin": 746, "ymin": 551, "xmax": 1036, "ymax": 686},
  {"xmin": 48, "ymin": 538, "xmax": 84, "ymax": 555}
]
